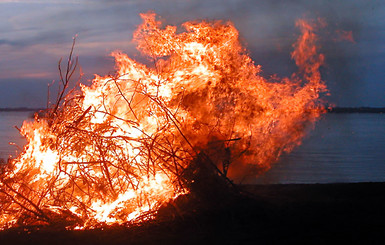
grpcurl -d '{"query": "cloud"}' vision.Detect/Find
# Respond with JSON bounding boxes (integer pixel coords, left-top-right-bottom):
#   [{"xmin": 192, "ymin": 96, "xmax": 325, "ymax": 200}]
[
  {"xmin": 0, "ymin": 0, "xmax": 83, "ymax": 4},
  {"xmin": 0, "ymin": 39, "xmax": 16, "ymax": 45},
  {"xmin": 0, "ymin": 79, "xmax": 48, "ymax": 108},
  {"xmin": 0, "ymin": 0, "xmax": 384, "ymax": 107}
]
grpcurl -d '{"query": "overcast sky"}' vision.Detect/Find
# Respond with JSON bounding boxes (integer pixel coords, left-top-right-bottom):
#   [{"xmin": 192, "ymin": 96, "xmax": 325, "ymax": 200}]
[{"xmin": 0, "ymin": 0, "xmax": 384, "ymax": 108}]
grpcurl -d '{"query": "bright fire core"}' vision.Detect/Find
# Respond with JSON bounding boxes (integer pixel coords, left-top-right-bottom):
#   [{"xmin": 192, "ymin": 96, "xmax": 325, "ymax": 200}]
[{"xmin": 0, "ymin": 13, "xmax": 326, "ymax": 229}]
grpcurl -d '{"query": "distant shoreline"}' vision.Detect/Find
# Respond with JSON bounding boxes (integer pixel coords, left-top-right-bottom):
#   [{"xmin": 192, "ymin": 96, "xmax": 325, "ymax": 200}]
[
  {"xmin": 327, "ymin": 107, "xmax": 385, "ymax": 113},
  {"xmin": 1, "ymin": 107, "xmax": 385, "ymax": 113},
  {"xmin": 0, "ymin": 107, "xmax": 44, "ymax": 112}
]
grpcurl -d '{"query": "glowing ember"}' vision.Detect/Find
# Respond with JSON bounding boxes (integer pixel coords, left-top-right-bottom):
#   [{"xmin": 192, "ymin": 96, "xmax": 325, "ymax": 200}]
[{"xmin": 0, "ymin": 12, "xmax": 326, "ymax": 230}]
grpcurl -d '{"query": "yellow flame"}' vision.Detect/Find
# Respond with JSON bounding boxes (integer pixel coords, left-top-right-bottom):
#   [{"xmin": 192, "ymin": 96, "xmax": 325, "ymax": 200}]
[{"xmin": 0, "ymin": 13, "xmax": 326, "ymax": 230}]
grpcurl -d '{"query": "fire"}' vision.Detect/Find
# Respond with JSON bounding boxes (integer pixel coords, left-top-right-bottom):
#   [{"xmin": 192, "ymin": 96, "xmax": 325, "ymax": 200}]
[{"xmin": 0, "ymin": 12, "xmax": 326, "ymax": 230}]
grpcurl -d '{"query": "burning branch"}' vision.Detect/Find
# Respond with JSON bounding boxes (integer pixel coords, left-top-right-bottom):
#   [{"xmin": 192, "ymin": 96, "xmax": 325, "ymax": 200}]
[{"xmin": 52, "ymin": 36, "xmax": 82, "ymax": 118}]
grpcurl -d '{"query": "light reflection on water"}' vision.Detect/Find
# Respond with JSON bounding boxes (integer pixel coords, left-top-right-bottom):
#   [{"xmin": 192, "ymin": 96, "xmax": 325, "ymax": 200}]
[{"xmin": 0, "ymin": 112, "xmax": 384, "ymax": 183}]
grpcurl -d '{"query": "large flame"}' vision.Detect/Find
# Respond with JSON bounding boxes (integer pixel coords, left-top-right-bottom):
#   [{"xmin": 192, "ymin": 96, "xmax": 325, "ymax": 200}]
[{"xmin": 0, "ymin": 13, "xmax": 326, "ymax": 229}]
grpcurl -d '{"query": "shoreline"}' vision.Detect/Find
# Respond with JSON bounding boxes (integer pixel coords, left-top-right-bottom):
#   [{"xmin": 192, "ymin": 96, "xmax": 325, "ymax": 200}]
[
  {"xmin": 0, "ymin": 108, "xmax": 44, "ymax": 112},
  {"xmin": 1, "ymin": 182, "xmax": 384, "ymax": 244},
  {"xmin": 1, "ymin": 107, "xmax": 385, "ymax": 113},
  {"xmin": 327, "ymin": 107, "xmax": 385, "ymax": 113}
]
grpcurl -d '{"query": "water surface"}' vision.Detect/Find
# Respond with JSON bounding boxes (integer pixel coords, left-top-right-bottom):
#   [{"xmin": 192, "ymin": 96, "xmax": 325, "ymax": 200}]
[
  {"xmin": 1, "ymin": 112, "xmax": 384, "ymax": 183},
  {"xmin": 254, "ymin": 113, "xmax": 385, "ymax": 184},
  {"xmin": 0, "ymin": 111, "xmax": 31, "ymax": 160}
]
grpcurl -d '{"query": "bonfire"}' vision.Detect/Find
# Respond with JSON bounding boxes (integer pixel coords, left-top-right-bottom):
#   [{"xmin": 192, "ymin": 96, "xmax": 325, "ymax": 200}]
[{"xmin": 0, "ymin": 12, "xmax": 326, "ymax": 230}]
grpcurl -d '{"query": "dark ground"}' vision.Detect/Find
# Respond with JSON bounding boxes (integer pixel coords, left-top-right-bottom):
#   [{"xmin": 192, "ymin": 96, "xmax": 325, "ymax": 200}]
[{"xmin": 1, "ymin": 182, "xmax": 385, "ymax": 244}]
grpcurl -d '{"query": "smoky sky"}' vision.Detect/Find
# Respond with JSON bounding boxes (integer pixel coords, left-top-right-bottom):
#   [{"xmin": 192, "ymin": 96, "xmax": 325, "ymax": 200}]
[{"xmin": 0, "ymin": 0, "xmax": 384, "ymax": 108}]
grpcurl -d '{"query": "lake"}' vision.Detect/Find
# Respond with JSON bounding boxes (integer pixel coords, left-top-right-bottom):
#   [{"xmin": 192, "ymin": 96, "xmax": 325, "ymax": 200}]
[
  {"xmin": 254, "ymin": 113, "xmax": 385, "ymax": 184},
  {"xmin": 0, "ymin": 111, "xmax": 384, "ymax": 183},
  {"xmin": 0, "ymin": 111, "xmax": 31, "ymax": 160}
]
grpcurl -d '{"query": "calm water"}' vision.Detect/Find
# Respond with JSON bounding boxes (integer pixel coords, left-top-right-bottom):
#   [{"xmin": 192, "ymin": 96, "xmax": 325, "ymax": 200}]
[
  {"xmin": 254, "ymin": 113, "xmax": 385, "ymax": 184},
  {"xmin": 0, "ymin": 111, "xmax": 31, "ymax": 160},
  {"xmin": 0, "ymin": 112, "xmax": 384, "ymax": 183}
]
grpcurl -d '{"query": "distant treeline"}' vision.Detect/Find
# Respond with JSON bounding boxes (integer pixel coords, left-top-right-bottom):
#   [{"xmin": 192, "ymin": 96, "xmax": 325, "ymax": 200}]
[
  {"xmin": 0, "ymin": 107, "xmax": 44, "ymax": 112},
  {"xmin": 328, "ymin": 107, "xmax": 385, "ymax": 113},
  {"xmin": 1, "ymin": 107, "xmax": 385, "ymax": 113}
]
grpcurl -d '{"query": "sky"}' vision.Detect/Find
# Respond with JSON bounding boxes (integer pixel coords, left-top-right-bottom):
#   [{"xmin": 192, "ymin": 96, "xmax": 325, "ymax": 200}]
[{"xmin": 0, "ymin": 0, "xmax": 384, "ymax": 108}]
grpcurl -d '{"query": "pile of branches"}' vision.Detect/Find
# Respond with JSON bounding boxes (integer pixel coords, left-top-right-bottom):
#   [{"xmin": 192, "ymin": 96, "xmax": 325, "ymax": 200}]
[
  {"xmin": 0, "ymin": 13, "xmax": 325, "ymax": 230},
  {"xmin": 0, "ymin": 40, "xmax": 236, "ymax": 230}
]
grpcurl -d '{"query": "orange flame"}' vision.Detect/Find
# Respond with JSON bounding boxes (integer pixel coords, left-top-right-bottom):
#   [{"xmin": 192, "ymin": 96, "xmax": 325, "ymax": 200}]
[{"xmin": 0, "ymin": 13, "xmax": 326, "ymax": 229}]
